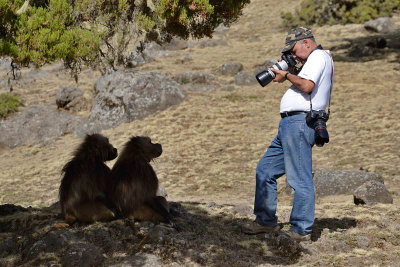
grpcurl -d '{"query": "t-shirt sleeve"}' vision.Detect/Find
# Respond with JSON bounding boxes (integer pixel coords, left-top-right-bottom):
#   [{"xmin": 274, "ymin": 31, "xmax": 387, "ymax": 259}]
[{"xmin": 298, "ymin": 51, "xmax": 325, "ymax": 84}]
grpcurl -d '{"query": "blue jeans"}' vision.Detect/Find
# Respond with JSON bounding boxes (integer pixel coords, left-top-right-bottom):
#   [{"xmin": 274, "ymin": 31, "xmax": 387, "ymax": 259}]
[{"xmin": 254, "ymin": 113, "xmax": 315, "ymax": 235}]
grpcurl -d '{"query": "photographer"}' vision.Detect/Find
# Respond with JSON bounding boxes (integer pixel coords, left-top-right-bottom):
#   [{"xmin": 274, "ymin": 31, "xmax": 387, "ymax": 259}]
[{"xmin": 242, "ymin": 27, "xmax": 334, "ymax": 242}]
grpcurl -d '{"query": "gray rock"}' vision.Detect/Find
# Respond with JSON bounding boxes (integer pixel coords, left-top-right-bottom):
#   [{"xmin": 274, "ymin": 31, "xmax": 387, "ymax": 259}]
[
  {"xmin": 56, "ymin": 87, "xmax": 85, "ymax": 110},
  {"xmin": 61, "ymin": 242, "xmax": 104, "ymax": 267},
  {"xmin": 26, "ymin": 230, "xmax": 78, "ymax": 260},
  {"xmin": 214, "ymin": 23, "xmax": 230, "ymax": 35},
  {"xmin": 220, "ymin": 62, "xmax": 243, "ymax": 76},
  {"xmin": 126, "ymin": 38, "xmax": 187, "ymax": 67},
  {"xmin": 0, "ymin": 58, "xmax": 12, "ymax": 72},
  {"xmin": 0, "ymin": 237, "xmax": 17, "ymax": 257},
  {"xmin": 0, "ymin": 105, "xmax": 85, "ymax": 147},
  {"xmin": 162, "ymin": 37, "xmax": 188, "ymax": 50},
  {"xmin": 89, "ymin": 69, "xmax": 185, "ymax": 130},
  {"xmin": 356, "ymin": 236, "xmax": 370, "ymax": 248},
  {"xmin": 126, "ymin": 51, "xmax": 155, "ymax": 68},
  {"xmin": 110, "ymin": 253, "xmax": 162, "ymax": 267},
  {"xmin": 231, "ymin": 204, "xmax": 253, "ymax": 216},
  {"xmin": 313, "ymin": 169, "xmax": 384, "ymax": 197},
  {"xmin": 234, "ymin": 71, "xmax": 257, "ymax": 86},
  {"xmin": 174, "ymin": 72, "xmax": 216, "ymax": 84},
  {"xmin": 364, "ymin": 17, "xmax": 394, "ymax": 33},
  {"xmin": 83, "ymin": 227, "xmax": 116, "ymax": 252},
  {"xmin": 353, "ymin": 180, "xmax": 393, "ymax": 205},
  {"xmin": 156, "ymin": 185, "xmax": 168, "ymax": 198}
]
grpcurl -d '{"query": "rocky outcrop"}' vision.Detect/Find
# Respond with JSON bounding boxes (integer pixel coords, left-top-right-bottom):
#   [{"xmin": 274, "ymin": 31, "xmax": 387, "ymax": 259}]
[
  {"xmin": 88, "ymin": 69, "xmax": 185, "ymax": 130},
  {"xmin": 0, "ymin": 105, "xmax": 84, "ymax": 147},
  {"xmin": 0, "ymin": 201, "xmax": 307, "ymax": 266}
]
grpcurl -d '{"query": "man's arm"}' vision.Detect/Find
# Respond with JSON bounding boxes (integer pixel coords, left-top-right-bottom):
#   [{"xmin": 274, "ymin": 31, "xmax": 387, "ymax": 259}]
[{"xmin": 270, "ymin": 68, "xmax": 315, "ymax": 93}]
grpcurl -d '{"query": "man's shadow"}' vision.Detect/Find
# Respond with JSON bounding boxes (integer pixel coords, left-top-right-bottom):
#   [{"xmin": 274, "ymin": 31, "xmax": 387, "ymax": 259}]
[{"xmin": 311, "ymin": 217, "xmax": 357, "ymax": 241}]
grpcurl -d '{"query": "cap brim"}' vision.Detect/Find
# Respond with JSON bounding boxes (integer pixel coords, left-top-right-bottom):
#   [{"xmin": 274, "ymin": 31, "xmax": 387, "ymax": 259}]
[{"xmin": 281, "ymin": 42, "xmax": 295, "ymax": 53}]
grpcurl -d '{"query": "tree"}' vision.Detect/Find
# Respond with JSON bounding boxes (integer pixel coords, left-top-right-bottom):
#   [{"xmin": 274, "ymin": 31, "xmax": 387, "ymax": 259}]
[{"xmin": 0, "ymin": 0, "xmax": 250, "ymax": 79}]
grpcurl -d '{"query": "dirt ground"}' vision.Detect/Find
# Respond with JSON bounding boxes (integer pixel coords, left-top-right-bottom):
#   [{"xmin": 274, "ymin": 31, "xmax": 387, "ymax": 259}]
[{"xmin": 1, "ymin": 0, "xmax": 400, "ymax": 265}]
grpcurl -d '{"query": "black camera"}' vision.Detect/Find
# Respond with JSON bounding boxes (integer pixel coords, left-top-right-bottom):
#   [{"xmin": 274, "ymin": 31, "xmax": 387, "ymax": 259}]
[
  {"xmin": 306, "ymin": 110, "xmax": 330, "ymax": 147},
  {"xmin": 255, "ymin": 53, "xmax": 297, "ymax": 87}
]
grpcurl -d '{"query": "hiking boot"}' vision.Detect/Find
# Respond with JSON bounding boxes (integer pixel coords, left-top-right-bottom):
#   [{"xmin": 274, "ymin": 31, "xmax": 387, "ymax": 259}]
[
  {"xmin": 242, "ymin": 221, "xmax": 280, "ymax": 235},
  {"xmin": 286, "ymin": 230, "xmax": 311, "ymax": 242}
]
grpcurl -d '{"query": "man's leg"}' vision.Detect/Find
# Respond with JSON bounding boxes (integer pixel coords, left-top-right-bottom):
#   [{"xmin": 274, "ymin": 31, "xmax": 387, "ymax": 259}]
[
  {"xmin": 281, "ymin": 114, "xmax": 315, "ymax": 236},
  {"xmin": 253, "ymin": 135, "xmax": 286, "ymax": 227}
]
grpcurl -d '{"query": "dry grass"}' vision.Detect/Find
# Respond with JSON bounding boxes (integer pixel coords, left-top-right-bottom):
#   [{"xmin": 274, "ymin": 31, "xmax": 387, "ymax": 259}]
[{"xmin": 1, "ymin": 0, "xmax": 400, "ymax": 265}]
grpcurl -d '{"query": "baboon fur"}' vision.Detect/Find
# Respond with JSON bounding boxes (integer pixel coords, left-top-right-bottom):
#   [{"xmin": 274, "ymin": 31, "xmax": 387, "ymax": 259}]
[
  {"xmin": 59, "ymin": 134, "xmax": 118, "ymax": 224},
  {"xmin": 108, "ymin": 136, "xmax": 173, "ymax": 224}
]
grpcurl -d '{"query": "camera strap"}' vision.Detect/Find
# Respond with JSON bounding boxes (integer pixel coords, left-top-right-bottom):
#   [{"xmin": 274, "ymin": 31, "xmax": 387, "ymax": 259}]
[{"xmin": 309, "ymin": 45, "xmax": 334, "ymax": 117}]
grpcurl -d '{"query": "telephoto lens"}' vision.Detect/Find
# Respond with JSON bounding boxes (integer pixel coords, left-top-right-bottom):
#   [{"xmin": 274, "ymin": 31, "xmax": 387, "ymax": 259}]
[
  {"xmin": 255, "ymin": 60, "xmax": 289, "ymax": 87},
  {"xmin": 314, "ymin": 120, "xmax": 329, "ymax": 147}
]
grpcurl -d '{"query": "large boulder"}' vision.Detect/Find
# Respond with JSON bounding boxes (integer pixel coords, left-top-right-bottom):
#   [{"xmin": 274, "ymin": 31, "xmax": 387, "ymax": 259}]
[
  {"xmin": 353, "ymin": 180, "xmax": 393, "ymax": 205},
  {"xmin": 0, "ymin": 105, "xmax": 84, "ymax": 147},
  {"xmin": 313, "ymin": 169, "xmax": 384, "ymax": 197},
  {"xmin": 364, "ymin": 17, "xmax": 394, "ymax": 33},
  {"xmin": 89, "ymin": 70, "xmax": 185, "ymax": 129}
]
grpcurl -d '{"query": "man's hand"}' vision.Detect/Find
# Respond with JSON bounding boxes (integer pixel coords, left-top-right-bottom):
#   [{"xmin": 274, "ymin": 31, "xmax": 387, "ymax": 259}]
[{"xmin": 271, "ymin": 68, "xmax": 287, "ymax": 83}]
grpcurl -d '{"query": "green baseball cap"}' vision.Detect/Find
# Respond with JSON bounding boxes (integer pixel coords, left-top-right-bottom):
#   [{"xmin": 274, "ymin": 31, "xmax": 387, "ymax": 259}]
[{"xmin": 281, "ymin": 27, "xmax": 314, "ymax": 53}]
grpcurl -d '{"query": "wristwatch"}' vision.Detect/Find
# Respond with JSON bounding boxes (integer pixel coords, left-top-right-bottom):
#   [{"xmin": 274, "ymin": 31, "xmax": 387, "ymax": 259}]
[{"xmin": 285, "ymin": 72, "xmax": 289, "ymax": 80}]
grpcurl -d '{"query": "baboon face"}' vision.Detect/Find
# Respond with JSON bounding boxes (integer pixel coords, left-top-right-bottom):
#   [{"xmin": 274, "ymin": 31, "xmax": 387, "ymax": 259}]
[
  {"xmin": 86, "ymin": 134, "xmax": 118, "ymax": 161},
  {"xmin": 128, "ymin": 136, "xmax": 162, "ymax": 161}
]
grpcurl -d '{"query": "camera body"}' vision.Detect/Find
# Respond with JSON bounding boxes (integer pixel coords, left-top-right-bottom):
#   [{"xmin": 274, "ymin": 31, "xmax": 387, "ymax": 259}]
[
  {"xmin": 306, "ymin": 110, "xmax": 329, "ymax": 147},
  {"xmin": 256, "ymin": 53, "xmax": 297, "ymax": 87}
]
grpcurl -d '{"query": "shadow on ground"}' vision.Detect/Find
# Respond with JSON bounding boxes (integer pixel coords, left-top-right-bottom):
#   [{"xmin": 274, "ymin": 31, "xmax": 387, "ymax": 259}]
[
  {"xmin": 331, "ymin": 29, "xmax": 400, "ymax": 64},
  {"xmin": 0, "ymin": 202, "xmax": 358, "ymax": 266}
]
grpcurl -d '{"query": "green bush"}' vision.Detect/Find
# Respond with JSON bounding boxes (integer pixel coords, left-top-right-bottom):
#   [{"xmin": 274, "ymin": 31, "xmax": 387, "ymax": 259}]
[
  {"xmin": 0, "ymin": 93, "xmax": 21, "ymax": 118},
  {"xmin": 281, "ymin": 0, "xmax": 400, "ymax": 28},
  {"xmin": 0, "ymin": 0, "xmax": 250, "ymax": 76}
]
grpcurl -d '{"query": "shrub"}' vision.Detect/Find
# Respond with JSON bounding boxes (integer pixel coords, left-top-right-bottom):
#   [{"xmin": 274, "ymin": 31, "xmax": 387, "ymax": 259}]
[
  {"xmin": 280, "ymin": 0, "xmax": 400, "ymax": 28},
  {"xmin": 1, "ymin": 0, "xmax": 251, "ymax": 77},
  {"xmin": 0, "ymin": 93, "xmax": 21, "ymax": 118}
]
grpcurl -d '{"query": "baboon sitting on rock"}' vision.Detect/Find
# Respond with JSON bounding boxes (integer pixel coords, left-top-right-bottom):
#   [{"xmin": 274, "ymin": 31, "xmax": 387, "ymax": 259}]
[
  {"xmin": 59, "ymin": 134, "xmax": 118, "ymax": 224},
  {"xmin": 108, "ymin": 136, "xmax": 179, "ymax": 230}
]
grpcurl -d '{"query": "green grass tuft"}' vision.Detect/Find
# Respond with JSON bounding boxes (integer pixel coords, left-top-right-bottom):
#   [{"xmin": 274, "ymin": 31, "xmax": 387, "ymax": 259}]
[{"xmin": 0, "ymin": 93, "xmax": 21, "ymax": 118}]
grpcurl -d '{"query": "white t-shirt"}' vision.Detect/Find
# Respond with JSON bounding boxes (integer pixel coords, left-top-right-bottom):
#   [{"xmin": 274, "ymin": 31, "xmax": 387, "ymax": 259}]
[{"xmin": 279, "ymin": 49, "xmax": 334, "ymax": 113}]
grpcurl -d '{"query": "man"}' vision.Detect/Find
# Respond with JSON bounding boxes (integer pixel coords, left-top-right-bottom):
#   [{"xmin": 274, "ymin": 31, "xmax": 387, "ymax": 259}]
[{"xmin": 242, "ymin": 27, "xmax": 334, "ymax": 241}]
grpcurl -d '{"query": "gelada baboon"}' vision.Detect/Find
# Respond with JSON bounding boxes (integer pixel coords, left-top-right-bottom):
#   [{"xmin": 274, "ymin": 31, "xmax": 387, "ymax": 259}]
[
  {"xmin": 108, "ymin": 136, "xmax": 179, "ymax": 229},
  {"xmin": 59, "ymin": 134, "xmax": 118, "ymax": 224}
]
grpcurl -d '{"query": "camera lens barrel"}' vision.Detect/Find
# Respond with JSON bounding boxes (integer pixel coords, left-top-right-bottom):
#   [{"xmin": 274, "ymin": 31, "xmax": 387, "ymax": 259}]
[
  {"xmin": 255, "ymin": 60, "xmax": 289, "ymax": 87},
  {"xmin": 256, "ymin": 70, "xmax": 274, "ymax": 87}
]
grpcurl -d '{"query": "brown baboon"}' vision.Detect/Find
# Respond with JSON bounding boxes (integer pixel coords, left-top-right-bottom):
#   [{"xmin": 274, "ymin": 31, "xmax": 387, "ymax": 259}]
[
  {"xmin": 59, "ymin": 134, "xmax": 118, "ymax": 224},
  {"xmin": 108, "ymin": 136, "xmax": 179, "ymax": 229}
]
